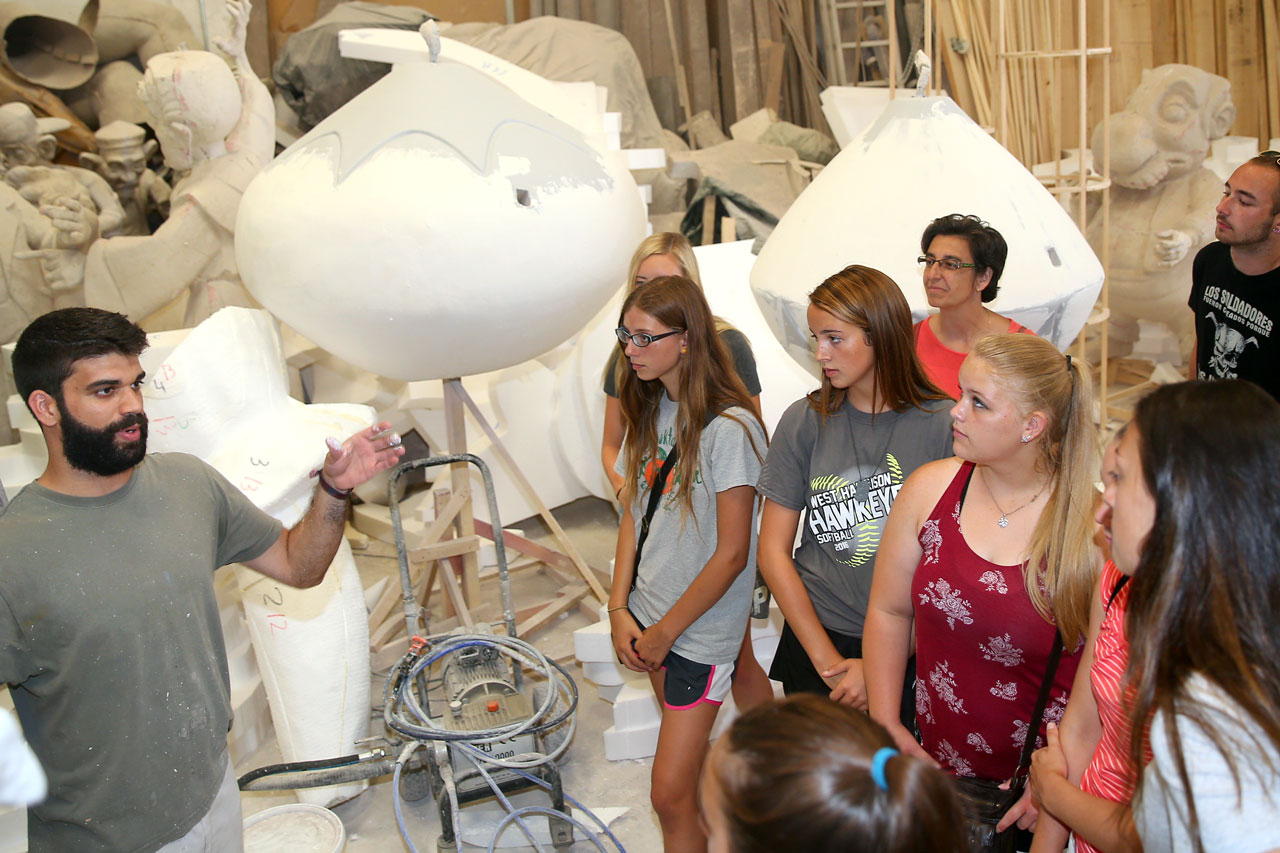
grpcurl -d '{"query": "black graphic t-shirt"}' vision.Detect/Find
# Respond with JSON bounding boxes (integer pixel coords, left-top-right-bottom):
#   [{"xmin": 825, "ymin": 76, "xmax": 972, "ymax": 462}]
[
  {"xmin": 1190, "ymin": 242, "xmax": 1280, "ymax": 402},
  {"xmin": 757, "ymin": 397, "xmax": 953, "ymax": 636}
]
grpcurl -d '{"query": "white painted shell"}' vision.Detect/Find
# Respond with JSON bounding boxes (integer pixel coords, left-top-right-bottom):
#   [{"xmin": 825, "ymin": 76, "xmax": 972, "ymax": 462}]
[
  {"xmin": 235, "ymin": 59, "xmax": 645, "ymax": 381},
  {"xmin": 752, "ymin": 95, "xmax": 1103, "ymax": 366}
]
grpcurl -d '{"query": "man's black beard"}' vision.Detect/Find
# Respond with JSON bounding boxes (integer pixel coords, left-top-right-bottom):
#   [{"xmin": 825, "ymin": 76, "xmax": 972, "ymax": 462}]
[{"xmin": 60, "ymin": 408, "xmax": 148, "ymax": 477}]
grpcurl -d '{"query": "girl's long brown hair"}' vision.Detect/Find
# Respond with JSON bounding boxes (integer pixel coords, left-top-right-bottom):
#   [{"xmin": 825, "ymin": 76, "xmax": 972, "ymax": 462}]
[
  {"xmin": 617, "ymin": 276, "xmax": 765, "ymax": 517},
  {"xmin": 1124, "ymin": 381, "xmax": 1280, "ymax": 852},
  {"xmin": 806, "ymin": 265, "xmax": 948, "ymax": 418}
]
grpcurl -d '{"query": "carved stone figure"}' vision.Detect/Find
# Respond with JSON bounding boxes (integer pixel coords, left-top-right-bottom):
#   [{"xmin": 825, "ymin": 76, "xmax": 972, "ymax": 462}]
[
  {"xmin": 0, "ymin": 184, "xmax": 98, "ymax": 343},
  {"xmin": 80, "ymin": 120, "xmax": 171, "ymax": 235},
  {"xmin": 0, "ymin": 103, "xmax": 125, "ymax": 236},
  {"xmin": 77, "ymin": 0, "xmax": 273, "ymax": 329},
  {"xmin": 1087, "ymin": 64, "xmax": 1236, "ymax": 360}
]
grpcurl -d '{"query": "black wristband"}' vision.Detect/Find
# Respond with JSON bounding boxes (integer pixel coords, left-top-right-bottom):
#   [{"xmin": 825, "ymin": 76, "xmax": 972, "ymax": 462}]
[{"xmin": 317, "ymin": 472, "xmax": 351, "ymax": 501}]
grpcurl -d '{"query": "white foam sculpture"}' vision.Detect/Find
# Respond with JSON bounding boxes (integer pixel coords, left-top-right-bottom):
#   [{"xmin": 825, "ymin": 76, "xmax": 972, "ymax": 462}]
[
  {"xmin": 233, "ymin": 29, "xmax": 646, "ymax": 382},
  {"xmin": 142, "ymin": 307, "xmax": 376, "ymax": 808},
  {"xmin": 752, "ymin": 95, "xmax": 1104, "ymax": 365}
]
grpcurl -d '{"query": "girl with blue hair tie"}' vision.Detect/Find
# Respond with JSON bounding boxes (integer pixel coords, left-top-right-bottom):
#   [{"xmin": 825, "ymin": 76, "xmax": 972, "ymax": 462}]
[{"xmin": 698, "ymin": 695, "xmax": 966, "ymax": 852}]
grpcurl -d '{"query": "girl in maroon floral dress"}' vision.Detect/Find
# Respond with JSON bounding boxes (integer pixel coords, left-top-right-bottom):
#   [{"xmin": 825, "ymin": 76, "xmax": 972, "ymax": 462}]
[{"xmin": 864, "ymin": 333, "xmax": 1101, "ymax": 838}]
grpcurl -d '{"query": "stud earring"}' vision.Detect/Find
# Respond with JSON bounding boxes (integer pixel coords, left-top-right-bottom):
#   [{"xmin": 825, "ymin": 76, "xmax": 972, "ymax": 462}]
[
  {"xmin": 681, "ymin": 345, "xmax": 687, "ymax": 354},
  {"xmin": 1020, "ymin": 434, "xmax": 1031, "ymax": 444}
]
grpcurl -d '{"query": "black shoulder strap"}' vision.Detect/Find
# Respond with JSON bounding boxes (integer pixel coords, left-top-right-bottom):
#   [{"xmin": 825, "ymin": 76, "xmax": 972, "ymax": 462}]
[
  {"xmin": 1014, "ymin": 630, "xmax": 1064, "ymax": 780},
  {"xmin": 630, "ymin": 446, "xmax": 678, "ymax": 589},
  {"xmin": 1106, "ymin": 574, "xmax": 1130, "ymax": 610},
  {"xmin": 629, "ymin": 408, "xmax": 722, "ymax": 590}
]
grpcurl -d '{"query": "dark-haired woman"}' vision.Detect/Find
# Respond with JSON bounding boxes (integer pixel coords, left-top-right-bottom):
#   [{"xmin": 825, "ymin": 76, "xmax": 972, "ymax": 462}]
[
  {"xmin": 700, "ymin": 694, "xmax": 966, "ymax": 853},
  {"xmin": 607, "ymin": 275, "xmax": 768, "ymax": 851},
  {"xmin": 1097, "ymin": 381, "xmax": 1279, "ymax": 852},
  {"xmin": 756, "ymin": 265, "xmax": 953, "ymax": 708},
  {"xmin": 915, "ymin": 213, "xmax": 1033, "ymax": 399}
]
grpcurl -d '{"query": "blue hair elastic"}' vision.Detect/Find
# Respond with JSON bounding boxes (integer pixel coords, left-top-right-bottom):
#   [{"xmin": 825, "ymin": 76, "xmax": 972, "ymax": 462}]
[{"xmin": 870, "ymin": 747, "xmax": 898, "ymax": 791}]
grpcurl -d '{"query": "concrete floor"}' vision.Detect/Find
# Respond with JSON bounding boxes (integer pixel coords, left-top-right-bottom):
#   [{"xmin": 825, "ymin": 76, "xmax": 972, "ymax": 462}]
[{"xmin": 239, "ymin": 496, "xmax": 667, "ymax": 853}]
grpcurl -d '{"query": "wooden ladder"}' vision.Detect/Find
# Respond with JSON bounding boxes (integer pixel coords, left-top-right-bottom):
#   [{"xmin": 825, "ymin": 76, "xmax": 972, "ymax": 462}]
[{"xmin": 819, "ymin": 0, "xmax": 894, "ymax": 86}]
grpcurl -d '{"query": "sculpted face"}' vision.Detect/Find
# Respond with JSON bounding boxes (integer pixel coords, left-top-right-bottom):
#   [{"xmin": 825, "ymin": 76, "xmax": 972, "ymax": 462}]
[{"xmin": 1103, "ymin": 65, "xmax": 1235, "ymax": 190}]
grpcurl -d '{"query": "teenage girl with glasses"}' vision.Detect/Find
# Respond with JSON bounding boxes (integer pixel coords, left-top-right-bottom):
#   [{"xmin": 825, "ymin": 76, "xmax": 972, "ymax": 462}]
[
  {"xmin": 600, "ymin": 233, "xmax": 774, "ymax": 716},
  {"xmin": 608, "ymin": 275, "xmax": 768, "ymax": 852}
]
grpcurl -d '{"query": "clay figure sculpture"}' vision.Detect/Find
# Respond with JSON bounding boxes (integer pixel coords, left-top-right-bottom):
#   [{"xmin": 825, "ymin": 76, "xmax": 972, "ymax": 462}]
[
  {"xmin": 1088, "ymin": 64, "xmax": 1235, "ymax": 361},
  {"xmin": 80, "ymin": 120, "xmax": 171, "ymax": 235},
  {"xmin": 235, "ymin": 24, "xmax": 645, "ymax": 381},
  {"xmin": 0, "ymin": 182, "xmax": 98, "ymax": 343},
  {"xmin": 0, "ymin": 103, "xmax": 125, "ymax": 237},
  {"xmin": 76, "ymin": 0, "xmax": 273, "ymax": 329}
]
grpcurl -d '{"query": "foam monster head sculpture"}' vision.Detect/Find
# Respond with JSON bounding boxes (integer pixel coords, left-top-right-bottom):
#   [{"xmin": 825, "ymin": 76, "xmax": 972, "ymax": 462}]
[
  {"xmin": 751, "ymin": 96, "xmax": 1103, "ymax": 368},
  {"xmin": 235, "ymin": 55, "xmax": 645, "ymax": 381}
]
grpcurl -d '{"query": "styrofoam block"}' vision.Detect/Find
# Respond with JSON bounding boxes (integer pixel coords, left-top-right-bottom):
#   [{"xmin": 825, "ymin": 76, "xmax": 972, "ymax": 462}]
[
  {"xmin": 605, "ymin": 130, "xmax": 621, "ymax": 151},
  {"xmin": 582, "ymin": 660, "xmax": 626, "ymax": 687},
  {"xmin": 5, "ymin": 396, "xmax": 32, "ymax": 430},
  {"xmin": 603, "ymin": 112, "xmax": 622, "ymax": 133},
  {"xmin": 626, "ymin": 148, "xmax": 666, "ymax": 170},
  {"xmin": 573, "ymin": 618, "xmax": 615, "ymax": 663},
  {"xmin": 612, "ymin": 683, "xmax": 661, "ymax": 731},
  {"xmin": 638, "ymin": 184, "xmax": 652, "ymax": 204},
  {"xmin": 478, "ymin": 529, "xmax": 524, "ymax": 567},
  {"xmin": 0, "ymin": 804, "xmax": 25, "ymax": 853},
  {"xmin": 593, "ymin": 682, "xmax": 627, "ymax": 703},
  {"xmin": 603, "ymin": 721, "xmax": 659, "ymax": 761},
  {"xmin": 228, "ymin": 676, "xmax": 273, "ymax": 768},
  {"xmin": 820, "ymin": 85, "xmax": 919, "ymax": 148}
]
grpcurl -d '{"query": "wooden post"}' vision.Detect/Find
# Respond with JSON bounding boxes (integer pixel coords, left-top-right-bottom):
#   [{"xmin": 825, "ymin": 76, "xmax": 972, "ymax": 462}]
[{"xmin": 442, "ymin": 379, "xmax": 481, "ymax": 604}]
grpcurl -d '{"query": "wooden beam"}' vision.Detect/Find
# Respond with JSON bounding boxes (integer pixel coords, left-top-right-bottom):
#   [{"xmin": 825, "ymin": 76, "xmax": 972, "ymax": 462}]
[
  {"xmin": 471, "ymin": 519, "xmax": 609, "ymax": 592},
  {"xmin": 517, "ymin": 584, "xmax": 589, "ymax": 638},
  {"xmin": 681, "ymin": 0, "xmax": 717, "ymax": 120},
  {"xmin": 409, "ymin": 535, "xmax": 482, "ymax": 564},
  {"xmin": 442, "ymin": 379, "xmax": 481, "ymax": 604},
  {"xmin": 726, "ymin": 0, "xmax": 764, "ymax": 123}
]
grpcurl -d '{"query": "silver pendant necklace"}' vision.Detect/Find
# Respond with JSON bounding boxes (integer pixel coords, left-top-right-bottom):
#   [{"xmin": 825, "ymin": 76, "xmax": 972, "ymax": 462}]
[{"xmin": 979, "ymin": 466, "xmax": 1049, "ymax": 528}]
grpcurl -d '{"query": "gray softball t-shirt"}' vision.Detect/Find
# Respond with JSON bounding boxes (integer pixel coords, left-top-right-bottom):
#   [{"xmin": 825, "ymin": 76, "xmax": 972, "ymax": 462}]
[
  {"xmin": 620, "ymin": 395, "xmax": 767, "ymax": 665},
  {"xmin": 757, "ymin": 397, "xmax": 954, "ymax": 637}
]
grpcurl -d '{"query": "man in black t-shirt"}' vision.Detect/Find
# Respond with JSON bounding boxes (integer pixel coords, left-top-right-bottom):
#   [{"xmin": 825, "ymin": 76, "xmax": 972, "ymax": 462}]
[{"xmin": 1188, "ymin": 152, "xmax": 1280, "ymax": 401}]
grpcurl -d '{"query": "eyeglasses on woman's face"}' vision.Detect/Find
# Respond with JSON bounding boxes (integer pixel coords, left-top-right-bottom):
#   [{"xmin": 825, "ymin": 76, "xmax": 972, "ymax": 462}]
[
  {"xmin": 616, "ymin": 327, "xmax": 683, "ymax": 348},
  {"xmin": 918, "ymin": 255, "xmax": 978, "ymax": 272}
]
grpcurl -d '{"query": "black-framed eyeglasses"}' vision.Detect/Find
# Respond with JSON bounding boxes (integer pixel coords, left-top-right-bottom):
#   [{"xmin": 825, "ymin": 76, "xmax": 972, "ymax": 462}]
[
  {"xmin": 918, "ymin": 255, "xmax": 978, "ymax": 272},
  {"xmin": 616, "ymin": 327, "xmax": 682, "ymax": 348}
]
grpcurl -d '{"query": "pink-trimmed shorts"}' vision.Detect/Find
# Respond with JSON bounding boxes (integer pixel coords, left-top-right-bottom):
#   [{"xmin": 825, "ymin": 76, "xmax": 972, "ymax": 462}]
[{"xmin": 659, "ymin": 650, "xmax": 735, "ymax": 710}]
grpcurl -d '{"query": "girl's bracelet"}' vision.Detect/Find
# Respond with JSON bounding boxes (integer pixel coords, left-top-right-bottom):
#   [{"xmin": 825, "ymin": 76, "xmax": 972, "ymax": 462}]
[{"xmin": 607, "ymin": 606, "xmax": 628, "ymax": 613}]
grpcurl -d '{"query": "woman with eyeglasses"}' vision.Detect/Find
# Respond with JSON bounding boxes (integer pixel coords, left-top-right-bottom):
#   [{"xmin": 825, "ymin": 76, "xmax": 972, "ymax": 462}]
[
  {"xmin": 601, "ymin": 233, "xmax": 775, "ymax": 718},
  {"xmin": 755, "ymin": 265, "xmax": 953, "ymax": 712},
  {"xmin": 608, "ymin": 275, "xmax": 768, "ymax": 852},
  {"xmin": 915, "ymin": 214, "xmax": 1034, "ymax": 399}
]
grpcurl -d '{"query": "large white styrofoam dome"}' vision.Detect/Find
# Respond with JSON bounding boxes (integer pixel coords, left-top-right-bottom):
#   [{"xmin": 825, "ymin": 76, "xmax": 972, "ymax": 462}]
[
  {"xmin": 235, "ymin": 59, "xmax": 645, "ymax": 381},
  {"xmin": 752, "ymin": 95, "xmax": 1103, "ymax": 367}
]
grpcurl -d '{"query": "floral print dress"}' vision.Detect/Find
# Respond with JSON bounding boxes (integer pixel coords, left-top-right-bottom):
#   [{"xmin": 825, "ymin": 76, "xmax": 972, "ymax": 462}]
[{"xmin": 911, "ymin": 461, "xmax": 1081, "ymax": 781}]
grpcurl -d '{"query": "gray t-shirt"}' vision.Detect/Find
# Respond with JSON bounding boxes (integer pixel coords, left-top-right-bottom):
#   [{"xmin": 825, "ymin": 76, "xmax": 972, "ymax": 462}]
[
  {"xmin": 0, "ymin": 453, "xmax": 283, "ymax": 852},
  {"xmin": 1134, "ymin": 674, "xmax": 1280, "ymax": 852},
  {"xmin": 620, "ymin": 395, "xmax": 766, "ymax": 664},
  {"xmin": 756, "ymin": 397, "xmax": 953, "ymax": 637},
  {"xmin": 604, "ymin": 327, "xmax": 762, "ymax": 398}
]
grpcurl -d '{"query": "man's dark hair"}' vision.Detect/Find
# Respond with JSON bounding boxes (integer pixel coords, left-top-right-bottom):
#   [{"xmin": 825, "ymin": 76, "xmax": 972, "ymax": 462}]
[
  {"xmin": 1246, "ymin": 152, "xmax": 1280, "ymax": 212},
  {"xmin": 12, "ymin": 308, "xmax": 148, "ymax": 412},
  {"xmin": 920, "ymin": 213, "xmax": 1009, "ymax": 303}
]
